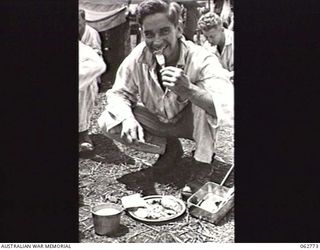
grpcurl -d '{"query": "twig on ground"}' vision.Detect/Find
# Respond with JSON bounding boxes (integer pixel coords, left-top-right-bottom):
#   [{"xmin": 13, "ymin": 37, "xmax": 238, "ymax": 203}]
[
  {"xmin": 186, "ymin": 212, "xmax": 190, "ymax": 224},
  {"xmin": 130, "ymin": 156, "xmax": 153, "ymax": 167},
  {"xmin": 143, "ymin": 224, "xmax": 160, "ymax": 233},
  {"xmin": 80, "ymin": 207, "xmax": 91, "ymax": 212},
  {"xmin": 79, "ymin": 222, "xmax": 87, "ymax": 227},
  {"xmin": 184, "ymin": 237, "xmax": 192, "ymax": 243},
  {"xmin": 127, "ymin": 230, "xmax": 149, "ymax": 242},
  {"xmin": 85, "ymin": 189, "xmax": 95, "ymax": 197},
  {"xmin": 193, "ymin": 229, "xmax": 217, "ymax": 242},
  {"xmin": 200, "ymin": 231, "xmax": 215, "ymax": 239},
  {"xmin": 79, "ymin": 181, "xmax": 94, "ymax": 188},
  {"xmin": 169, "ymin": 232, "xmax": 183, "ymax": 243},
  {"xmin": 81, "ymin": 224, "xmax": 94, "ymax": 233},
  {"xmin": 177, "ymin": 230, "xmax": 189, "ymax": 237},
  {"xmin": 166, "ymin": 224, "xmax": 177, "ymax": 231},
  {"xmin": 198, "ymin": 221, "xmax": 211, "ymax": 235},
  {"xmin": 120, "ymin": 163, "xmax": 129, "ymax": 169},
  {"xmin": 92, "ymin": 162, "xmax": 102, "ymax": 173},
  {"xmin": 214, "ymin": 155, "xmax": 226, "ymax": 163},
  {"xmin": 79, "ymin": 216, "xmax": 90, "ymax": 222}
]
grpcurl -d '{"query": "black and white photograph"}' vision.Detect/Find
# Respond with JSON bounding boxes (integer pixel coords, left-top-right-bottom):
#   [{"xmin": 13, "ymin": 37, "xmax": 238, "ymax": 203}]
[
  {"xmin": 78, "ymin": 0, "xmax": 234, "ymax": 243},
  {"xmin": 2, "ymin": 0, "xmax": 320, "ymax": 245}
]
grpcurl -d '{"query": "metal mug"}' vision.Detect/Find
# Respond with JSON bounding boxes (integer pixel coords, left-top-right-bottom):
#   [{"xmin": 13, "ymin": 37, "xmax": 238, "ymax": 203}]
[{"xmin": 91, "ymin": 203, "xmax": 123, "ymax": 236}]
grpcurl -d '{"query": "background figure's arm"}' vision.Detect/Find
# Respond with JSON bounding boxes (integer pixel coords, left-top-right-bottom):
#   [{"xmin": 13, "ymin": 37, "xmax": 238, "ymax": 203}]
[
  {"xmin": 79, "ymin": 42, "xmax": 106, "ymax": 90},
  {"xmin": 81, "ymin": 25, "xmax": 103, "ymax": 56}
]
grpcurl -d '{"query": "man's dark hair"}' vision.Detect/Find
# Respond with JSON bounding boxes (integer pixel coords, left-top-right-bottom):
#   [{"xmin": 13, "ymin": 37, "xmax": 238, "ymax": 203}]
[{"xmin": 136, "ymin": 0, "xmax": 182, "ymax": 27}]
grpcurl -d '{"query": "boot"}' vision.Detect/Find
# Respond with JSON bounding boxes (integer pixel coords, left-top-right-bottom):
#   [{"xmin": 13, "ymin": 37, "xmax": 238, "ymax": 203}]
[
  {"xmin": 79, "ymin": 130, "xmax": 94, "ymax": 157},
  {"xmin": 152, "ymin": 137, "xmax": 184, "ymax": 175}
]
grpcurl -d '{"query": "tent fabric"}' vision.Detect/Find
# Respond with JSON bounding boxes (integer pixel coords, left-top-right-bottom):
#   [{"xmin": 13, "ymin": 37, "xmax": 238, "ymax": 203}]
[{"xmin": 79, "ymin": 3, "xmax": 128, "ymax": 32}]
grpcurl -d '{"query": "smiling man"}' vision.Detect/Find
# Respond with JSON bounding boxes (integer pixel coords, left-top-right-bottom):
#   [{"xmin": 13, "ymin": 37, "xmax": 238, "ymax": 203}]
[{"xmin": 98, "ymin": 0, "xmax": 233, "ymax": 178}]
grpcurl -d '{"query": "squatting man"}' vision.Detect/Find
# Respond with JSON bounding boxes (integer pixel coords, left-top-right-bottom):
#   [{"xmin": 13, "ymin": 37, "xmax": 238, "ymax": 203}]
[{"xmin": 98, "ymin": 0, "xmax": 233, "ymax": 178}]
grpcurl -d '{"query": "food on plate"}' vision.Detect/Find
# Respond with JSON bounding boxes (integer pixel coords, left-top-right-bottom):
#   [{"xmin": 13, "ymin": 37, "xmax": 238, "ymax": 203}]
[
  {"xmin": 132, "ymin": 196, "xmax": 181, "ymax": 220},
  {"xmin": 134, "ymin": 208, "xmax": 149, "ymax": 218},
  {"xmin": 160, "ymin": 196, "xmax": 181, "ymax": 212}
]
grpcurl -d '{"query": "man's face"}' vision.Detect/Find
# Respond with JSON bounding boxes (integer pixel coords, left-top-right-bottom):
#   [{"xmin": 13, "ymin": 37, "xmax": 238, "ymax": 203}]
[
  {"xmin": 141, "ymin": 13, "xmax": 181, "ymax": 63},
  {"xmin": 202, "ymin": 26, "xmax": 223, "ymax": 46}
]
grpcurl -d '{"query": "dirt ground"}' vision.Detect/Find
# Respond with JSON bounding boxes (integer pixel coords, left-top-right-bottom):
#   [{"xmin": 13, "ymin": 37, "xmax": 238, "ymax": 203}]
[{"xmin": 79, "ymin": 93, "xmax": 234, "ymax": 243}]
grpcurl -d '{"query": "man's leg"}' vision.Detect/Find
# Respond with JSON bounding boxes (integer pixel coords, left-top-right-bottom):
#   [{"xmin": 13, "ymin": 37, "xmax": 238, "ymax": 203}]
[
  {"xmin": 79, "ymin": 84, "xmax": 98, "ymax": 155},
  {"xmin": 132, "ymin": 103, "xmax": 218, "ymax": 166},
  {"xmin": 170, "ymin": 103, "xmax": 218, "ymax": 182},
  {"xmin": 174, "ymin": 103, "xmax": 217, "ymax": 163},
  {"xmin": 101, "ymin": 103, "xmax": 217, "ymax": 173},
  {"xmin": 133, "ymin": 103, "xmax": 218, "ymax": 178},
  {"xmin": 102, "ymin": 105, "xmax": 189, "ymax": 170},
  {"xmin": 139, "ymin": 103, "xmax": 219, "ymax": 182}
]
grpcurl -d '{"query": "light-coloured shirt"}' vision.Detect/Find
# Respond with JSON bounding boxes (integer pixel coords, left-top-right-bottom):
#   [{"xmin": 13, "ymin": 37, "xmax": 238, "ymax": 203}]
[
  {"xmin": 106, "ymin": 38, "xmax": 233, "ymax": 124},
  {"xmin": 79, "ymin": 41, "xmax": 106, "ymax": 91},
  {"xmin": 102, "ymin": 39, "xmax": 233, "ymax": 162},
  {"xmin": 103, "ymin": 38, "xmax": 233, "ymax": 162},
  {"xmin": 79, "ymin": 41, "xmax": 106, "ymax": 132},
  {"xmin": 203, "ymin": 29, "xmax": 234, "ymax": 73},
  {"xmin": 81, "ymin": 24, "xmax": 102, "ymax": 56}
]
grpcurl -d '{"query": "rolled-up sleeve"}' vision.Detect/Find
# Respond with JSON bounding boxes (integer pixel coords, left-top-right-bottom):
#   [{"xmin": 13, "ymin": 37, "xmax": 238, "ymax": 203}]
[{"xmin": 100, "ymin": 54, "xmax": 139, "ymax": 130}]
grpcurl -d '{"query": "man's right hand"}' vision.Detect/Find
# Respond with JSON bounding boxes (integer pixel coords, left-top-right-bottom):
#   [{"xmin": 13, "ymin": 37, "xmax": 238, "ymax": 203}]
[{"xmin": 121, "ymin": 117, "xmax": 145, "ymax": 144}]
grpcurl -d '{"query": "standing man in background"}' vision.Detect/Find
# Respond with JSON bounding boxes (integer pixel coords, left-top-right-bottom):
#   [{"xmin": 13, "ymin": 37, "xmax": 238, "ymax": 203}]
[
  {"xmin": 79, "ymin": 9, "xmax": 106, "ymax": 157},
  {"xmin": 80, "ymin": 9, "xmax": 102, "ymax": 57}
]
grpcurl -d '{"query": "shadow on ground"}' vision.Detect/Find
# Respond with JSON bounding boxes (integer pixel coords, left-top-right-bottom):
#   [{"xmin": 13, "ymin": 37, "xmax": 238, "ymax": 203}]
[
  {"xmin": 117, "ymin": 156, "xmax": 234, "ymax": 196},
  {"xmin": 107, "ymin": 224, "xmax": 129, "ymax": 237},
  {"xmin": 88, "ymin": 133, "xmax": 135, "ymax": 165}
]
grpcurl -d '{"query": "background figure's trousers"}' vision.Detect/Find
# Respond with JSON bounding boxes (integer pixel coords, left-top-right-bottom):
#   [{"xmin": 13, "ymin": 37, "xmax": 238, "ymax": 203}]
[{"xmin": 79, "ymin": 83, "xmax": 98, "ymax": 132}]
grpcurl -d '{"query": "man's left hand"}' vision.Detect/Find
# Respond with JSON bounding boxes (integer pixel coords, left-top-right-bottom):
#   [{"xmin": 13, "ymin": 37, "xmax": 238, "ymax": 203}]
[{"xmin": 160, "ymin": 66, "xmax": 191, "ymax": 98}]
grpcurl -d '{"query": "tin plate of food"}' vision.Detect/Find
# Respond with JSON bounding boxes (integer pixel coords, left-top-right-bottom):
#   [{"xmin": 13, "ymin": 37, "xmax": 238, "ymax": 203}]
[{"xmin": 127, "ymin": 195, "xmax": 186, "ymax": 223}]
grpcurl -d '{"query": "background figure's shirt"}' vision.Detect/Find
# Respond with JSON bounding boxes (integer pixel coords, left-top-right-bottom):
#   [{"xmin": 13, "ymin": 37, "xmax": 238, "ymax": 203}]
[
  {"xmin": 79, "ymin": 41, "xmax": 106, "ymax": 91},
  {"xmin": 79, "ymin": 41, "xmax": 106, "ymax": 132},
  {"xmin": 81, "ymin": 24, "xmax": 102, "ymax": 56},
  {"xmin": 203, "ymin": 28, "xmax": 234, "ymax": 73}
]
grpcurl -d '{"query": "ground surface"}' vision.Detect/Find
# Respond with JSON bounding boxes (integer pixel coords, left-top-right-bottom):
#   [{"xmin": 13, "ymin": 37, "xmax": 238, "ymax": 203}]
[{"xmin": 79, "ymin": 93, "xmax": 234, "ymax": 243}]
